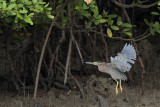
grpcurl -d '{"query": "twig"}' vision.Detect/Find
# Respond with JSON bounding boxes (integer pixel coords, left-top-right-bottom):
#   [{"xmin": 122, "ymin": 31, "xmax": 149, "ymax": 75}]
[
  {"xmin": 133, "ymin": 42, "xmax": 145, "ymax": 95},
  {"xmin": 71, "ymin": 30, "xmax": 84, "ymax": 64},
  {"xmin": 74, "ymin": 29, "xmax": 150, "ymax": 42},
  {"xmin": 59, "ymin": 61, "xmax": 84, "ymax": 98},
  {"xmin": 68, "ymin": 70, "xmax": 84, "ymax": 98},
  {"xmin": 100, "ymin": 25, "xmax": 109, "ymax": 62},
  {"xmin": 93, "ymin": 33, "xmax": 96, "ymax": 62},
  {"xmin": 33, "ymin": 21, "xmax": 54, "ymax": 99},
  {"xmin": 8, "ymin": 54, "xmax": 21, "ymax": 93},
  {"xmin": 64, "ymin": 31, "xmax": 73, "ymax": 85},
  {"xmin": 111, "ymin": 0, "xmax": 158, "ymax": 8},
  {"xmin": 47, "ymin": 30, "xmax": 66, "ymax": 82}
]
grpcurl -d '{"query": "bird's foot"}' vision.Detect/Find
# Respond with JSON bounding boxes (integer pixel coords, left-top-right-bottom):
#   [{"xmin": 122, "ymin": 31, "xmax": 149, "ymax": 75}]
[
  {"xmin": 116, "ymin": 88, "xmax": 119, "ymax": 95},
  {"xmin": 119, "ymin": 80, "xmax": 123, "ymax": 93},
  {"xmin": 120, "ymin": 85, "xmax": 123, "ymax": 93}
]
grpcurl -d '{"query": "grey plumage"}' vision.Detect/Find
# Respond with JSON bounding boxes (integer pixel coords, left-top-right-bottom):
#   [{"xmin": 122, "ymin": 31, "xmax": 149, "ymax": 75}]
[
  {"xmin": 86, "ymin": 43, "xmax": 136, "ymax": 80},
  {"xmin": 85, "ymin": 43, "xmax": 137, "ymax": 94}
]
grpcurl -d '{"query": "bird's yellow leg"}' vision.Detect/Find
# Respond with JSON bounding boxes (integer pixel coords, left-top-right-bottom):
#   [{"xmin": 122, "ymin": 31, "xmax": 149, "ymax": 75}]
[
  {"xmin": 120, "ymin": 79, "xmax": 123, "ymax": 93},
  {"xmin": 114, "ymin": 80, "xmax": 119, "ymax": 95}
]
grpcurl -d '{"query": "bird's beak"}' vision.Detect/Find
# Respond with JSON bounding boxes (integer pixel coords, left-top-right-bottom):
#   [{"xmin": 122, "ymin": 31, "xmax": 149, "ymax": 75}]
[
  {"xmin": 85, "ymin": 62, "xmax": 98, "ymax": 65},
  {"xmin": 85, "ymin": 62, "xmax": 94, "ymax": 64}
]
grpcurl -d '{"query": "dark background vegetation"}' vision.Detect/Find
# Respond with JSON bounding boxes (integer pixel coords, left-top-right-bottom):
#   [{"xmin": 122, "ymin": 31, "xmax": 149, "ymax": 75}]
[{"xmin": 0, "ymin": 0, "xmax": 160, "ymax": 97}]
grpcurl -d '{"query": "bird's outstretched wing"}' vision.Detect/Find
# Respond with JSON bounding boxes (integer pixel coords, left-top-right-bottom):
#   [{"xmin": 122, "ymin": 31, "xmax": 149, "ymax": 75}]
[
  {"xmin": 121, "ymin": 43, "xmax": 136, "ymax": 64},
  {"xmin": 110, "ymin": 43, "xmax": 136, "ymax": 72}
]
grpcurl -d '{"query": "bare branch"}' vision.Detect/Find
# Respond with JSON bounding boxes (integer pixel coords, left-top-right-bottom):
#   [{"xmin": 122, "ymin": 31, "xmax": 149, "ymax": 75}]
[
  {"xmin": 64, "ymin": 31, "xmax": 73, "ymax": 85},
  {"xmin": 111, "ymin": 0, "xmax": 158, "ymax": 8},
  {"xmin": 74, "ymin": 29, "xmax": 151, "ymax": 42},
  {"xmin": 33, "ymin": 21, "xmax": 54, "ymax": 99}
]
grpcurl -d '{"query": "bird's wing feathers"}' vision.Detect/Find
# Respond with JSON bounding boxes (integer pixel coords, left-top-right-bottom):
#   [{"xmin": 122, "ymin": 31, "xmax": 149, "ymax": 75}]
[
  {"xmin": 111, "ymin": 43, "xmax": 136, "ymax": 72},
  {"xmin": 121, "ymin": 43, "xmax": 136, "ymax": 63},
  {"xmin": 111, "ymin": 57, "xmax": 131, "ymax": 72}
]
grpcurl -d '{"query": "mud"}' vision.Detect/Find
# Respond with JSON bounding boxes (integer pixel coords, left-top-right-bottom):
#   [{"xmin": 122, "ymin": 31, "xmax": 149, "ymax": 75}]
[{"xmin": 0, "ymin": 75, "xmax": 160, "ymax": 107}]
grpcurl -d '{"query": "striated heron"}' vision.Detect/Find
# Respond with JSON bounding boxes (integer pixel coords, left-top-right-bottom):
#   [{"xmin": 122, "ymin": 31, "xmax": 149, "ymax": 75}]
[{"xmin": 86, "ymin": 44, "xmax": 137, "ymax": 95}]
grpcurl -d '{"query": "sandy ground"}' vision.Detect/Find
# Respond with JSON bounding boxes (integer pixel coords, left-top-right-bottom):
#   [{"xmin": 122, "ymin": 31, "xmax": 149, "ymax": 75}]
[{"xmin": 0, "ymin": 75, "xmax": 160, "ymax": 107}]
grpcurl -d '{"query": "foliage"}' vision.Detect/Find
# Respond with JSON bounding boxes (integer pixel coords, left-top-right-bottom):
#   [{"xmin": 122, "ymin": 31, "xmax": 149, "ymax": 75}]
[
  {"xmin": 77, "ymin": 1, "xmax": 134, "ymax": 37},
  {"xmin": 56, "ymin": 0, "xmax": 133, "ymax": 37},
  {"xmin": 144, "ymin": 1, "xmax": 160, "ymax": 35},
  {"xmin": 0, "ymin": 0, "xmax": 54, "ymax": 29}
]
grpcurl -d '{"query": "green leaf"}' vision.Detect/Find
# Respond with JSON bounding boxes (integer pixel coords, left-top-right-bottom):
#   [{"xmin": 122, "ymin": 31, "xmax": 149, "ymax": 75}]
[
  {"xmin": 47, "ymin": 7, "xmax": 52, "ymax": 11},
  {"xmin": 88, "ymin": 4, "xmax": 96, "ymax": 8},
  {"xmin": 117, "ymin": 16, "xmax": 122, "ymax": 26},
  {"xmin": 102, "ymin": 10, "xmax": 108, "ymax": 17},
  {"xmin": 17, "ymin": 13, "xmax": 23, "ymax": 19},
  {"xmin": 33, "ymin": 8, "xmax": 41, "ymax": 12},
  {"xmin": 82, "ymin": 3, "xmax": 89, "ymax": 9},
  {"xmin": 97, "ymin": 19, "xmax": 107, "ymax": 23},
  {"xmin": 79, "ymin": 10, "xmax": 91, "ymax": 18},
  {"xmin": 108, "ymin": 14, "xmax": 117, "ymax": 18},
  {"xmin": 47, "ymin": 14, "xmax": 54, "ymax": 19},
  {"xmin": 107, "ymin": 28, "xmax": 112, "ymax": 38},
  {"xmin": 33, "ymin": 0, "xmax": 38, "ymax": 4},
  {"xmin": 35, "ymin": 4, "xmax": 43, "ymax": 12},
  {"xmin": 24, "ymin": 16, "xmax": 33, "ymax": 25},
  {"xmin": 44, "ymin": 3, "xmax": 49, "ymax": 8},
  {"xmin": 144, "ymin": 19, "xmax": 150, "ymax": 26},
  {"xmin": 151, "ymin": 12, "xmax": 160, "ymax": 15},
  {"xmin": 9, "ymin": 11, "xmax": 16, "ymax": 15},
  {"xmin": 15, "ymin": 16, "xmax": 19, "ymax": 23},
  {"xmin": 19, "ymin": 8, "xmax": 28, "ymax": 14},
  {"xmin": 150, "ymin": 28, "xmax": 155, "ymax": 35},
  {"xmin": 154, "ymin": 22, "xmax": 159, "ymax": 26},
  {"xmin": 8, "ymin": 4, "xmax": 16, "ymax": 10},
  {"xmin": 124, "ymin": 32, "xmax": 132, "ymax": 36},
  {"xmin": 90, "ymin": 6, "xmax": 99, "ymax": 17},
  {"xmin": 85, "ymin": 21, "xmax": 92, "ymax": 29},
  {"xmin": 110, "ymin": 25, "xmax": 119, "ymax": 30},
  {"xmin": 25, "ymin": 1, "xmax": 32, "ymax": 5},
  {"xmin": 39, "ymin": 2, "xmax": 47, "ymax": 5},
  {"xmin": 108, "ymin": 18, "xmax": 114, "ymax": 25},
  {"xmin": 75, "ymin": 6, "xmax": 81, "ymax": 10},
  {"xmin": 10, "ymin": 0, "xmax": 16, "ymax": 2},
  {"xmin": 122, "ymin": 23, "xmax": 132, "ymax": 28},
  {"xmin": 94, "ymin": 20, "xmax": 99, "ymax": 25},
  {"xmin": 28, "ymin": 13, "xmax": 34, "ymax": 17},
  {"xmin": 94, "ymin": 15, "xmax": 102, "ymax": 19},
  {"xmin": 152, "ymin": 22, "xmax": 160, "ymax": 33},
  {"xmin": 2, "ymin": 1, "xmax": 7, "ymax": 8},
  {"xmin": 18, "ymin": 4, "xmax": 23, "ymax": 8},
  {"xmin": 123, "ymin": 28, "xmax": 131, "ymax": 32}
]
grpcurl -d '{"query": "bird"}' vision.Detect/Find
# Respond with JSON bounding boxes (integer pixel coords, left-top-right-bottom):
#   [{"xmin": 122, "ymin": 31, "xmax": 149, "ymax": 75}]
[{"xmin": 85, "ymin": 43, "xmax": 136, "ymax": 95}]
